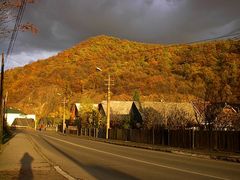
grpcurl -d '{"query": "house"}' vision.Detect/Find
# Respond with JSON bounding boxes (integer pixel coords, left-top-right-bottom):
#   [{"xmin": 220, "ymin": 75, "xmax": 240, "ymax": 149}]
[
  {"xmin": 98, "ymin": 101, "xmax": 133, "ymax": 128},
  {"xmin": 5, "ymin": 107, "xmax": 36, "ymax": 127},
  {"xmin": 98, "ymin": 101, "xmax": 133, "ymax": 117},
  {"xmin": 11, "ymin": 118, "xmax": 35, "ymax": 128},
  {"xmin": 129, "ymin": 101, "xmax": 143, "ymax": 128},
  {"xmin": 97, "ymin": 101, "xmax": 198, "ymax": 129},
  {"xmin": 70, "ymin": 103, "xmax": 81, "ymax": 123},
  {"xmin": 132, "ymin": 101, "xmax": 197, "ymax": 128},
  {"xmin": 213, "ymin": 103, "xmax": 240, "ymax": 130},
  {"xmin": 70, "ymin": 103, "xmax": 98, "ymax": 125},
  {"xmin": 196, "ymin": 102, "xmax": 240, "ymax": 130}
]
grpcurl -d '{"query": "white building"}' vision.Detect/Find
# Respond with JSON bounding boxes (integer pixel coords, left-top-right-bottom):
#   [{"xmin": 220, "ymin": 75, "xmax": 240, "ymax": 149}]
[{"xmin": 5, "ymin": 107, "xmax": 36, "ymax": 126}]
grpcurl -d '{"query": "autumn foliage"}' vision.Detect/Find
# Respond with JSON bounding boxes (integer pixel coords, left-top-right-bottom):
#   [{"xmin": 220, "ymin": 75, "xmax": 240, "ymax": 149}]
[{"xmin": 4, "ymin": 35, "xmax": 240, "ymax": 118}]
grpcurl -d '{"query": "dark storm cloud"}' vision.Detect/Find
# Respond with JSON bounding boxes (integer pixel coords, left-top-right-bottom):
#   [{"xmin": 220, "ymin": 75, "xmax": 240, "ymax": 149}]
[{"xmin": 1, "ymin": 0, "xmax": 240, "ymax": 68}]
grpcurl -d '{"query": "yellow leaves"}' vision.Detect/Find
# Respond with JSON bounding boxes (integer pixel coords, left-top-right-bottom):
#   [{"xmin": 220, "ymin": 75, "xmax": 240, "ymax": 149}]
[{"xmin": 4, "ymin": 36, "xmax": 240, "ymax": 118}]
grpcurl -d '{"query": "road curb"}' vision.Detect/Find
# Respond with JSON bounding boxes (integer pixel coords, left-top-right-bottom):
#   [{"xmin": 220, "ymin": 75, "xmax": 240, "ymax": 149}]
[
  {"xmin": 106, "ymin": 140, "xmax": 240, "ymax": 163},
  {"xmin": 209, "ymin": 155, "xmax": 240, "ymax": 163},
  {"xmin": 62, "ymin": 133, "xmax": 240, "ymax": 163}
]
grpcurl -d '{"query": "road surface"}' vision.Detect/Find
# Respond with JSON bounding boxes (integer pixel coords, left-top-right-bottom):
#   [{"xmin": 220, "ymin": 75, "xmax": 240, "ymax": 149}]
[{"xmin": 25, "ymin": 130, "xmax": 240, "ymax": 180}]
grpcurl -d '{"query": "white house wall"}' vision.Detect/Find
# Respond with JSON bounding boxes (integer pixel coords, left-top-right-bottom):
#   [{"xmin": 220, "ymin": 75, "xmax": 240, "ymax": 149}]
[
  {"xmin": 26, "ymin": 114, "xmax": 36, "ymax": 121},
  {"xmin": 6, "ymin": 113, "xmax": 36, "ymax": 126}
]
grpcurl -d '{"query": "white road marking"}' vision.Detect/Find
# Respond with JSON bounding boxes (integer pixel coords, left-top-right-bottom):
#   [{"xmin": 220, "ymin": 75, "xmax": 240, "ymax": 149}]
[
  {"xmin": 28, "ymin": 133, "xmax": 77, "ymax": 180},
  {"xmin": 54, "ymin": 166, "xmax": 76, "ymax": 180},
  {"xmin": 43, "ymin": 134, "xmax": 229, "ymax": 180}
]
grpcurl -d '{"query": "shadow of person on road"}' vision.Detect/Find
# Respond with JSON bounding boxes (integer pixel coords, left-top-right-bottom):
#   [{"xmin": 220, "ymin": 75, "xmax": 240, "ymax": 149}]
[
  {"xmin": 18, "ymin": 152, "xmax": 34, "ymax": 180},
  {"xmin": 43, "ymin": 138, "xmax": 138, "ymax": 180}
]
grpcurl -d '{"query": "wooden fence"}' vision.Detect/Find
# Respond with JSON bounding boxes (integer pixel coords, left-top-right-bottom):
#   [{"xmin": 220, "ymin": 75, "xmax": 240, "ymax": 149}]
[{"xmin": 67, "ymin": 127, "xmax": 240, "ymax": 153}]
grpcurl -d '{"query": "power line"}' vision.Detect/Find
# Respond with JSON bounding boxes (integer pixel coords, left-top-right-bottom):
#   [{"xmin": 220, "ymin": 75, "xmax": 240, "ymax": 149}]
[
  {"xmin": 0, "ymin": 0, "xmax": 27, "ymax": 146},
  {"xmin": 186, "ymin": 31, "xmax": 240, "ymax": 44},
  {"xmin": 6, "ymin": 0, "xmax": 27, "ymax": 61}
]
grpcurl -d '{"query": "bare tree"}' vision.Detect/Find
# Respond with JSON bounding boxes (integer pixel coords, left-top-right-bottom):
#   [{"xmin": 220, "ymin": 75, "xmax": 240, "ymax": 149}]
[
  {"xmin": 167, "ymin": 107, "xmax": 194, "ymax": 129},
  {"xmin": 0, "ymin": 0, "xmax": 37, "ymax": 39},
  {"xmin": 0, "ymin": 0, "xmax": 13, "ymax": 38},
  {"xmin": 214, "ymin": 106, "xmax": 240, "ymax": 130},
  {"xmin": 231, "ymin": 112, "xmax": 240, "ymax": 130},
  {"xmin": 142, "ymin": 107, "xmax": 164, "ymax": 144},
  {"xmin": 142, "ymin": 107, "xmax": 164, "ymax": 129}
]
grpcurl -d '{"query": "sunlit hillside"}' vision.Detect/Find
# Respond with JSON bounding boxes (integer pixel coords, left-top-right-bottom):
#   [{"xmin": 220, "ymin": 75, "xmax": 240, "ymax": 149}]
[{"xmin": 5, "ymin": 35, "xmax": 240, "ymax": 118}]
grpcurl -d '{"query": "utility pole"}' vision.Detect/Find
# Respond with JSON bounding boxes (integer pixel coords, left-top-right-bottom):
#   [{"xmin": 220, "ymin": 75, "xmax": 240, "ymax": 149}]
[
  {"xmin": 63, "ymin": 96, "xmax": 66, "ymax": 134},
  {"xmin": 3, "ymin": 91, "xmax": 8, "ymax": 132},
  {"xmin": 0, "ymin": 52, "xmax": 4, "ymax": 147},
  {"xmin": 57, "ymin": 93, "xmax": 66, "ymax": 134},
  {"xmin": 96, "ymin": 67, "xmax": 114, "ymax": 139},
  {"xmin": 106, "ymin": 74, "xmax": 111, "ymax": 139}
]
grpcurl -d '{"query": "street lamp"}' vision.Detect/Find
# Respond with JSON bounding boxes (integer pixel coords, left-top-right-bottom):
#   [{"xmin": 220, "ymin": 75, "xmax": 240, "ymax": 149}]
[
  {"xmin": 57, "ymin": 93, "xmax": 66, "ymax": 134},
  {"xmin": 96, "ymin": 67, "xmax": 111, "ymax": 139}
]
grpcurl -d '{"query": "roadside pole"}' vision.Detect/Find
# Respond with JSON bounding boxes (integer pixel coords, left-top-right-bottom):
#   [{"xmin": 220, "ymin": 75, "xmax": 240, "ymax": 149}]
[
  {"xmin": 63, "ymin": 96, "xmax": 66, "ymax": 134},
  {"xmin": 34, "ymin": 118, "xmax": 37, "ymax": 130},
  {"xmin": 3, "ymin": 92, "xmax": 8, "ymax": 133},
  {"xmin": 192, "ymin": 127, "xmax": 195, "ymax": 149},
  {"xmin": 96, "ymin": 67, "xmax": 113, "ymax": 140},
  {"xmin": 106, "ymin": 75, "xmax": 110, "ymax": 139},
  {"xmin": 0, "ymin": 52, "xmax": 4, "ymax": 148},
  {"xmin": 57, "ymin": 93, "xmax": 66, "ymax": 134}
]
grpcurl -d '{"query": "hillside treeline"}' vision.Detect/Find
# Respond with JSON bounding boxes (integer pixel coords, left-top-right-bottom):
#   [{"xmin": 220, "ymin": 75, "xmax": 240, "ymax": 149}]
[{"xmin": 5, "ymin": 35, "xmax": 240, "ymax": 117}]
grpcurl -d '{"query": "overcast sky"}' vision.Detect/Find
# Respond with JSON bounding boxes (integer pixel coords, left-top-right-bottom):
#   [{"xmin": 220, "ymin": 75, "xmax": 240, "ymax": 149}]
[{"xmin": 1, "ymin": 0, "xmax": 240, "ymax": 69}]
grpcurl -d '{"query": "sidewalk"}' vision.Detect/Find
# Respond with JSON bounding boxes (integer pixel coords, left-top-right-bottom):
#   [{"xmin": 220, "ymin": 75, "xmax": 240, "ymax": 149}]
[{"xmin": 0, "ymin": 132, "xmax": 66, "ymax": 180}]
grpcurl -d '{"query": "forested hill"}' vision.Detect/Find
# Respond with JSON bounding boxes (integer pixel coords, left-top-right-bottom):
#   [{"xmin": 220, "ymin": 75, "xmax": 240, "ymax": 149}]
[{"xmin": 5, "ymin": 35, "xmax": 240, "ymax": 118}]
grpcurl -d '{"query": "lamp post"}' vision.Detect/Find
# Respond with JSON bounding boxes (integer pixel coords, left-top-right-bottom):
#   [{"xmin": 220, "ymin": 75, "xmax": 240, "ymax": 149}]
[
  {"xmin": 57, "ymin": 93, "xmax": 66, "ymax": 134},
  {"xmin": 106, "ymin": 74, "xmax": 111, "ymax": 139},
  {"xmin": 96, "ymin": 67, "xmax": 111, "ymax": 139}
]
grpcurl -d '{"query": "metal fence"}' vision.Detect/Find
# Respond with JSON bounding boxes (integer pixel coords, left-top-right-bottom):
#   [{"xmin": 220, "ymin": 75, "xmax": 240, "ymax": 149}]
[{"xmin": 67, "ymin": 127, "xmax": 240, "ymax": 153}]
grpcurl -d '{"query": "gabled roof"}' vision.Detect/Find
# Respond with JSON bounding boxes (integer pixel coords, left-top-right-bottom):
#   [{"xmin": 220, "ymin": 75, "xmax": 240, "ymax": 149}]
[
  {"xmin": 222, "ymin": 104, "xmax": 237, "ymax": 113},
  {"xmin": 99, "ymin": 101, "xmax": 133, "ymax": 115},
  {"xmin": 75, "ymin": 103, "xmax": 81, "ymax": 112},
  {"xmin": 5, "ymin": 107, "xmax": 26, "ymax": 115},
  {"xmin": 206, "ymin": 102, "xmax": 240, "ymax": 114},
  {"xmin": 74, "ymin": 103, "xmax": 98, "ymax": 112},
  {"xmin": 230, "ymin": 104, "xmax": 240, "ymax": 113},
  {"xmin": 12, "ymin": 118, "xmax": 35, "ymax": 128},
  {"xmin": 134, "ymin": 101, "xmax": 196, "ymax": 121},
  {"xmin": 191, "ymin": 101, "xmax": 210, "ymax": 117}
]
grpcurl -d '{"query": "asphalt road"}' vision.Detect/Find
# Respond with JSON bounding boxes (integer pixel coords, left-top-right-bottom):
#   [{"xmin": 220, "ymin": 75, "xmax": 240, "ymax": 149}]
[{"xmin": 25, "ymin": 130, "xmax": 240, "ymax": 180}]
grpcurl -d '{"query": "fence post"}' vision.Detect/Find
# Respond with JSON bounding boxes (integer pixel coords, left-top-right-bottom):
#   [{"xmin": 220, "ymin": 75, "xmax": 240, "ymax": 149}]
[
  {"xmin": 192, "ymin": 128, "xmax": 195, "ymax": 149},
  {"xmin": 152, "ymin": 127, "xmax": 155, "ymax": 145},
  {"xmin": 213, "ymin": 131, "xmax": 217, "ymax": 151},
  {"xmin": 162, "ymin": 128, "xmax": 164, "ymax": 145},
  {"xmin": 168, "ymin": 129, "xmax": 170, "ymax": 146}
]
